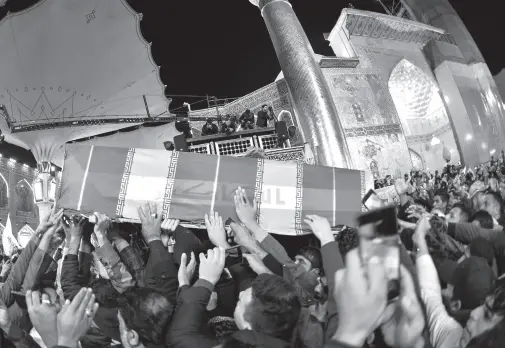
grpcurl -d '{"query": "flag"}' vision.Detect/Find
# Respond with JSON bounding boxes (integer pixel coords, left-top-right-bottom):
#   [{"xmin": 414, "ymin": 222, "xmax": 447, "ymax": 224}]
[
  {"xmin": 17, "ymin": 224, "xmax": 35, "ymax": 248},
  {"xmin": 57, "ymin": 144, "xmax": 368, "ymax": 235},
  {"xmin": 2, "ymin": 214, "xmax": 21, "ymax": 257}
]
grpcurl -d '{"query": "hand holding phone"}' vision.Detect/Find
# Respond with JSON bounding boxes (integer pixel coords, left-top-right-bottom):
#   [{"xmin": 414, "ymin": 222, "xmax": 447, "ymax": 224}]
[
  {"xmin": 357, "ymin": 206, "xmax": 400, "ymax": 301},
  {"xmin": 362, "ymin": 189, "xmax": 385, "ymax": 211}
]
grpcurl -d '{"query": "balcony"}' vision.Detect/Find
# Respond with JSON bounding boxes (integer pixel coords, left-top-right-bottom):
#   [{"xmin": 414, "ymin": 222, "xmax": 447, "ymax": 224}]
[{"xmin": 186, "ymin": 126, "xmax": 307, "ymax": 162}]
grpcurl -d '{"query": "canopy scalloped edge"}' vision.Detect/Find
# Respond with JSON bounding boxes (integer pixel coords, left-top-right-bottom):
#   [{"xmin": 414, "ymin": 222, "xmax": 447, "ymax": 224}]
[
  {"xmin": 0, "ymin": 0, "xmax": 169, "ymax": 108},
  {"xmin": 119, "ymin": 0, "xmax": 169, "ymax": 105}
]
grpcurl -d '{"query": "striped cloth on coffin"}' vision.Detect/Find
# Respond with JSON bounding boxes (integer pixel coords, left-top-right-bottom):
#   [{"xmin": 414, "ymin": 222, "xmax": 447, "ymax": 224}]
[{"xmin": 58, "ymin": 144, "xmax": 365, "ymax": 235}]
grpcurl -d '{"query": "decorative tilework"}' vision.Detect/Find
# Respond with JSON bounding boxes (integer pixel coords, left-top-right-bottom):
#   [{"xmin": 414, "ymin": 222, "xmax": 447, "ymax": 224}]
[
  {"xmin": 162, "ymin": 151, "xmax": 179, "ymax": 219},
  {"xmin": 345, "ymin": 12, "xmax": 443, "ymax": 46},
  {"xmin": 266, "ymin": 149, "xmax": 305, "ymax": 163},
  {"xmin": 116, "ymin": 148, "xmax": 135, "ymax": 217},
  {"xmin": 329, "ymin": 74, "xmax": 398, "ymax": 129},
  {"xmin": 405, "ymin": 123, "xmax": 452, "ymax": 144},
  {"xmin": 254, "ymin": 159, "xmax": 264, "ymax": 224},
  {"xmin": 294, "ymin": 162, "xmax": 304, "ymax": 234},
  {"xmin": 345, "ymin": 124, "xmax": 402, "ymax": 138},
  {"xmin": 347, "ymin": 133, "xmax": 412, "ymax": 178},
  {"xmin": 360, "ymin": 171, "xmax": 367, "ymax": 212}
]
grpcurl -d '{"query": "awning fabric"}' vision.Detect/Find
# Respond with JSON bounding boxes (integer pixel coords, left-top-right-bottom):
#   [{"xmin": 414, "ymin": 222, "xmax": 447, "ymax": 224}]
[{"xmin": 57, "ymin": 144, "xmax": 366, "ymax": 235}]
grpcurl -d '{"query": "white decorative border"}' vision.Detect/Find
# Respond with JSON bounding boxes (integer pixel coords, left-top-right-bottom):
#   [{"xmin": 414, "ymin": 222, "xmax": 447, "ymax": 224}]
[
  {"xmin": 162, "ymin": 151, "xmax": 179, "ymax": 219},
  {"xmin": 254, "ymin": 158, "xmax": 264, "ymax": 223},
  {"xmin": 295, "ymin": 162, "xmax": 304, "ymax": 234},
  {"xmin": 116, "ymin": 148, "xmax": 135, "ymax": 217}
]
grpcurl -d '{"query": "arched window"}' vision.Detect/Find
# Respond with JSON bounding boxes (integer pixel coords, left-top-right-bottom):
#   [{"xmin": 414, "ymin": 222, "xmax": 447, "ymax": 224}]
[
  {"xmin": 0, "ymin": 174, "xmax": 8, "ymax": 208},
  {"xmin": 278, "ymin": 110, "xmax": 294, "ymax": 127},
  {"xmin": 389, "ymin": 59, "xmax": 459, "ymax": 168},
  {"xmin": 409, "ymin": 149, "xmax": 424, "ymax": 170},
  {"xmin": 277, "ymin": 110, "xmax": 302, "ymax": 145},
  {"xmin": 15, "ymin": 180, "xmax": 34, "ymax": 213}
]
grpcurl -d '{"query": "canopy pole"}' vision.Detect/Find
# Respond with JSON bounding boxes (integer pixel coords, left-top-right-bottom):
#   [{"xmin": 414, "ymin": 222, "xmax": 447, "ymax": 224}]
[{"xmin": 143, "ymin": 95, "xmax": 151, "ymax": 118}]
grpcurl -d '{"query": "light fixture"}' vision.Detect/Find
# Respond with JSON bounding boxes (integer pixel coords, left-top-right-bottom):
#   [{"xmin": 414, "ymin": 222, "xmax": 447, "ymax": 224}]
[
  {"xmin": 444, "ymin": 96, "xmax": 450, "ymax": 103},
  {"xmin": 23, "ymin": 164, "xmax": 28, "ymax": 167},
  {"xmin": 430, "ymin": 136, "xmax": 441, "ymax": 146},
  {"xmin": 482, "ymin": 143, "xmax": 488, "ymax": 150},
  {"xmin": 33, "ymin": 177, "xmax": 44, "ymax": 202},
  {"xmin": 33, "ymin": 174, "xmax": 57, "ymax": 203},
  {"xmin": 47, "ymin": 177, "xmax": 57, "ymax": 201},
  {"xmin": 163, "ymin": 141, "xmax": 174, "ymax": 151},
  {"xmin": 490, "ymin": 149, "xmax": 497, "ymax": 155},
  {"xmin": 465, "ymin": 133, "xmax": 473, "ymax": 141}
]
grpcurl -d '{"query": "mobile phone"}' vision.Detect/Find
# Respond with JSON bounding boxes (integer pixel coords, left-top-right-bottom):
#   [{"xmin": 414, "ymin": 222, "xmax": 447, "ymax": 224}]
[
  {"xmin": 362, "ymin": 189, "xmax": 384, "ymax": 211},
  {"xmin": 62, "ymin": 214, "xmax": 69, "ymax": 224},
  {"xmin": 357, "ymin": 206, "xmax": 400, "ymax": 301},
  {"xmin": 12, "ymin": 290, "xmax": 27, "ymax": 310}
]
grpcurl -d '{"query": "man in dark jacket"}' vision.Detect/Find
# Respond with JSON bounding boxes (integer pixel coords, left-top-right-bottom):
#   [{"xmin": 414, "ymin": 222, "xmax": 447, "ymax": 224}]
[
  {"xmin": 256, "ymin": 105, "xmax": 269, "ymax": 128},
  {"xmin": 167, "ymin": 248, "xmax": 300, "ymax": 348},
  {"xmin": 201, "ymin": 118, "xmax": 219, "ymax": 136},
  {"xmin": 239, "ymin": 110, "xmax": 255, "ymax": 130}
]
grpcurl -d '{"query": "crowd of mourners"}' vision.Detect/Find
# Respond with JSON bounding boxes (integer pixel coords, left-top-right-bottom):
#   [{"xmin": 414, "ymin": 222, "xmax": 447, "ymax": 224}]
[{"xmin": 2, "ymin": 154, "xmax": 505, "ymax": 348}]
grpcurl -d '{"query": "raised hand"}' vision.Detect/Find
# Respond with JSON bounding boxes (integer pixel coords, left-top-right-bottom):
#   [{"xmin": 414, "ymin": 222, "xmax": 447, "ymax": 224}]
[
  {"xmin": 304, "ymin": 215, "xmax": 334, "ymax": 246},
  {"xmin": 57, "ymin": 288, "xmax": 99, "ymax": 348},
  {"xmin": 332, "ymin": 249, "xmax": 388, "ymax": 347},
  {"xmin": 413, "ymin": 214, "xmax": 431, "ymax": 247},
  {"xmin": 91, "ymin": 213, "xmax": 111, "ymax": 247},
  {"xmin": 178, "ymin": 252, "xmax": 196, "ymax": 287},
  {"xmin": 406, "ymin": 205, "xmax": 427, "ymax": 220},
  {"xmin": 0, "ymin": 300, "xmax": 11, "ymax": 334},
  {"xmin": 26, "ymin": 290, "xmax": 58, "ymax": 348},
  {"xmin": 161, "ymin": 218, "xmax": 180, "ymax": 233},
  {"xmin": 234, "ymin": 187, "xmax": 257, "ymax": 227},
  {"xmin": 381, "ymin": 267, "xmax": 426, "ymax": 348},
  {"xmin": 137, "ymin": 202, "xmax": 162, "ymax": 243},
  {"xmin": 36, "ymin": 208, "xmax": 64, "ymax": 237},
  {"xmin": 62, "ymin": 215, "xmax": 87, "ymax": 241},
  {"xmin": 93, "ymin": 213, "xmax": 111, "ymax": 237},
  {"xmin": 229, "ymin": 222, "xmax": 256, "ymax": 249},
  {"xmin": 199, "ymin": 247, "xmax": 226, "ymax": 286},
  {"xmin": 205, "ymin": 211, "xmax": 230, "ymax": 248}
]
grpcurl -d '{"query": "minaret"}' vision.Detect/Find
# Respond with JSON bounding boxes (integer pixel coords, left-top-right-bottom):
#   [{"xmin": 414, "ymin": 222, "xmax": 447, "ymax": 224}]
[{"xmin": 248, "ymin": 0, "xmax": 352, "ymax": 168}]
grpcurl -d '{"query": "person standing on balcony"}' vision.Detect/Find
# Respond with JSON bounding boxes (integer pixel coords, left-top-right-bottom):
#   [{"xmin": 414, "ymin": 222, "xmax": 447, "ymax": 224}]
[
  {"xmin": 202, "ymin": 118, "xmax": 219, "ymax": 136},
  {"xmin": 239, "ymin": 109, "xmax": 255, "ymax": 130},
  {"xmin": 256, "ymin": 104, "xmax": 269, "ymax": 128},
  {"xmin": 267, "ymin": 106, "xmax": 276, "ymax": 128}
]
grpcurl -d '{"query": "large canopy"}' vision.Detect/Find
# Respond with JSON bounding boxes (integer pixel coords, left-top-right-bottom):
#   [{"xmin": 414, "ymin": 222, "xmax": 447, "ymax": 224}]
[{"xmin": 0, "ymin": 0, "xmax": 169, "ymax": 164}]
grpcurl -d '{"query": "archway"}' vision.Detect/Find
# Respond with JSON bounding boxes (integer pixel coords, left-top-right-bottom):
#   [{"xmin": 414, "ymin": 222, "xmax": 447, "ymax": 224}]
[
  {"xmin": 389, "ymin": 59, "xmax": 459, "ymax": 171},
  {"xmin": 278, "ymin": 110, "xmax": 302, "ymax": 145},
  {"xmin": 0, "ymin": 173, "xmax": 8, "ymax": 209},
  {"xmin": 15, "ymin": 180, "xmax": 34, "ymax": 213},
  {"xmin": 409, "ymin": 149, "xmax": 424, "ymax": 170}
]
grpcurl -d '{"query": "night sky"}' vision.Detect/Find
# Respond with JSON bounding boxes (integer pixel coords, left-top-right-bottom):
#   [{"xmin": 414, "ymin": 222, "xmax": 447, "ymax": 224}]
[{"xmin": 0, "ymin": 0, "xmax": 503, "ymax": 164}]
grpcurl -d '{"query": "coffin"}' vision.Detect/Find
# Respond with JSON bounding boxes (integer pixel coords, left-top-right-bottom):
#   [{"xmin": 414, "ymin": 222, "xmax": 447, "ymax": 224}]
[{"xmin": 57, "ymin": 144, "xmax": 368, "ymax": 235}]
